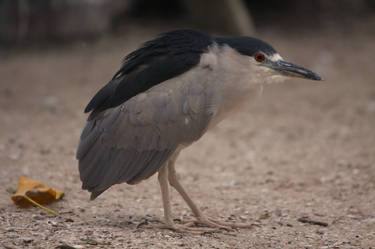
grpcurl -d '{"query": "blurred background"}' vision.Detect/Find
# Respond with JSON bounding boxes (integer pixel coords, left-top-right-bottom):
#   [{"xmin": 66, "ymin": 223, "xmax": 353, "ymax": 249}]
[
  {"xmin": 0, "ymin": 0, "xmax": 375, "ymax": 45},
  {"xmin": 1, "ymin": 1, "xmax": 375, "ymax": 248}
]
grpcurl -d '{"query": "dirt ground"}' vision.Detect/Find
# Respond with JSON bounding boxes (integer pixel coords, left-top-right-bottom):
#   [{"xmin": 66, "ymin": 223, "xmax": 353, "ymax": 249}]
[{"xmin": 0, "ymin": 23, "xmax": 374, "ymax": 248}]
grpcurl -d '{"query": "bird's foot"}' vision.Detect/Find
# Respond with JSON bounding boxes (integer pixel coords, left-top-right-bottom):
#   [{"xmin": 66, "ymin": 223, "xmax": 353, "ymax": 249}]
[
  {"xmin": 182, "ymin": 216, "xmax": 253, "ymax": 230},
  {"xmin": 143, "ymin": 217, "xmax": 253, "ymax": 235},
  {"xmin": 147, "ymin": 220, "xmax": 221, "ymax": 235}
]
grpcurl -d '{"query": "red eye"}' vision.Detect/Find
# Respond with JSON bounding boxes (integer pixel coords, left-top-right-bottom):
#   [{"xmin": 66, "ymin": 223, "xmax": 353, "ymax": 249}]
[{"xmin": 254, "ymin": 53, "xmax": 265, "ymax": 62}]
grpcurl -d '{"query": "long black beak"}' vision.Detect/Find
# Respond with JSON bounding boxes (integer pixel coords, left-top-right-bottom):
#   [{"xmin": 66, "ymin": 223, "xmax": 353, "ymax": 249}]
[{"xmin": 270, "ymin": 60, "xmax": 323, "ymax": 81}]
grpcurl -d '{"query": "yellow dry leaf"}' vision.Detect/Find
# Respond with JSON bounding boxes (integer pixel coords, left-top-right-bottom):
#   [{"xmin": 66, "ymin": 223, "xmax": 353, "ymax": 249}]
[{"xmin": 11, "ymin": 177, "xmax": 64, "ymax": 215}]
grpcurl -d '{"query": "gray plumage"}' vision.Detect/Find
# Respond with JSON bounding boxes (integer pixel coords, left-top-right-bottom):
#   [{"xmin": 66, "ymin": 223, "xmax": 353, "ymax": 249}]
[{"xmin": 77, "ymin": 62, "xmax": 215, "ymax": 200}]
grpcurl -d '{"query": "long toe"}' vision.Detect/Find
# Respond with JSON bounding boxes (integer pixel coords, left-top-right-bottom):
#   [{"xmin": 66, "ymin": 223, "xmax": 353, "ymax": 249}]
[
  {"xmin": 182, "ymin": 217, "xmax": 234, "ymax": 231},
  {"xmin": 181, "ymin": 216, "xmax": 254, "ymax": 230},
  {"xmin": 207, "ymin": 217, "xmax": 254, "ymax": 229},
  {"xmin": 147, "ymin": 222, "xmax": 221, "ymax": 235}
]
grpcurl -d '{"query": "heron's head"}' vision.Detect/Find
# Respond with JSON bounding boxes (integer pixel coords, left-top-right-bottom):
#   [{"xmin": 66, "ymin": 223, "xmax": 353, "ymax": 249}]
[{"xmin": 215, "ymin": 36, "xmax": 323, "ymax": 84}]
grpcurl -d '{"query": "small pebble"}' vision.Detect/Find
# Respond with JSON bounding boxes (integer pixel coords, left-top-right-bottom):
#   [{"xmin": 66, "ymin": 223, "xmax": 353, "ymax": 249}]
[
  {"xmin": 7, "ymin": 233, "xmax": 19, "ymax": 238},
  {"xmin": 48, "ymin": 220, "xmax": 58, "ymax": 226},
  {"xmin": 33, "ymin": 215, "xmax": 44, "ymax": 220},
  {"xmin": 9, "ymin": 151, "xmax": 21, "ymax": 160},
  {"xmin": 21, "ymin": 237, "xmax": 34, "ymax": 243}
]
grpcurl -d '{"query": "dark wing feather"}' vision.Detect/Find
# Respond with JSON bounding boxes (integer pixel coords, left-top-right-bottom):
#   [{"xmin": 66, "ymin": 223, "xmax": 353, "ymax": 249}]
[
  {"xmin": 84, "ymin": 30, "xmax": 213, "ymax": 120},
  {"xmin": 77, "ymin": 107, "xmax": 179, "ymax": 200}
]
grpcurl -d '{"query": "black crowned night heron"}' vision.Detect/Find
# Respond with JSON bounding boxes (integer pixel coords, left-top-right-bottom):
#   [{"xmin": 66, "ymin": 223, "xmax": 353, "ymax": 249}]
[{"xmin": 77, "ymin": 29, "xmax": 322, "ymax": 233}]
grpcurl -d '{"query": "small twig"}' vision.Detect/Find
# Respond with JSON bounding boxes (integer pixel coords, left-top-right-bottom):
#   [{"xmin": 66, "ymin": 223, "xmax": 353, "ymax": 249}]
[
  {"xmin": 297, "ymin": 217, "xmax": 328, "ymax": 227},
  {"xmin": 23, "ymin": 195, "xmax": 58, "ymax": 216}
]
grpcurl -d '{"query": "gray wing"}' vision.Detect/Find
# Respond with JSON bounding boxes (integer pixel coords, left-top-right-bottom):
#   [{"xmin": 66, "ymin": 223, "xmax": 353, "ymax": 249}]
[{"xmin": 76, "ymin": 77, "xmax": 213, "ymax": 199}]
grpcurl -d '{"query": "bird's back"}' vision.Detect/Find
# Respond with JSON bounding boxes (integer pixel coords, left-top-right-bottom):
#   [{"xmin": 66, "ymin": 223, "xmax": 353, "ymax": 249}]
[{"xmin": 84, "ymin": 30, "xmax": 213, "ymax": 120}]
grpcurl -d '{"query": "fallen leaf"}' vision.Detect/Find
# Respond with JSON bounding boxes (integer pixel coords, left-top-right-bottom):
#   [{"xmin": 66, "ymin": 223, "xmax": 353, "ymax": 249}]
[{"xmin": 11, "ymin": 177, "xmax": 64, "ymax": 215}]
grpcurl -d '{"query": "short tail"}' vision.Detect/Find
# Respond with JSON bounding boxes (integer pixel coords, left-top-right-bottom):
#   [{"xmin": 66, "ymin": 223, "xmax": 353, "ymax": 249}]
[{"xmin": 90, "ymin": 189, "xmax": 107, "ymax": 200}]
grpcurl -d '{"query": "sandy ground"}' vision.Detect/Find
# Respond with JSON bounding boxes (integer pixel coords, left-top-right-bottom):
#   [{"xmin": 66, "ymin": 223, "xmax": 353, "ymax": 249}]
[{"xmin": 0, "ymin": 24, "xmax": 374, "ymax": 248}]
